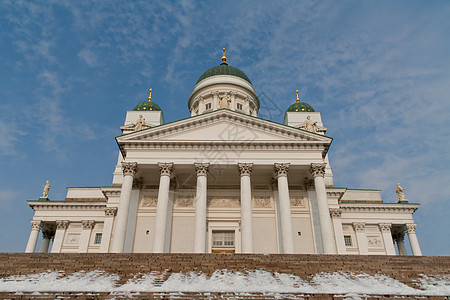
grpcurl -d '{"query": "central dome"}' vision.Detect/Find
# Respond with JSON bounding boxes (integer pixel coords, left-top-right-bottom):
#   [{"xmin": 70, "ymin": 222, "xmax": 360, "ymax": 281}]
[{"xmin": 196, "ymin": 63, "xmax": 252, "ymax": 84}]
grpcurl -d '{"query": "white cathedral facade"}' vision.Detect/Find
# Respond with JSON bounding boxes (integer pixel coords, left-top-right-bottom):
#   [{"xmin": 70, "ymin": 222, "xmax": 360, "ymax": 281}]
[{"xmin": 25, "ymin": 51, "xmax": 422, "ymax": 256}]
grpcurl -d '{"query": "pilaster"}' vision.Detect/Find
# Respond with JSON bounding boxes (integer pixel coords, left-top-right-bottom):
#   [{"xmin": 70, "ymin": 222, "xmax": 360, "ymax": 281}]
[
  {"xmin": 353, "ymin": 222, "xmax": 368, "ymax": 254},
  {"xmin": 379, "ymin": 223, "xmax": 396, "ymax": 255},
  {"xmin": 51, "ymin": 220, "xmax": 69, "ymax": 253}
]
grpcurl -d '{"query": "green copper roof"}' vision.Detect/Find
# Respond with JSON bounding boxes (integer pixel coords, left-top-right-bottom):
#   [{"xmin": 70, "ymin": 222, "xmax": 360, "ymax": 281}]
[
  {"xmin": 133, "ymin": 100, "xmax": 162, "ymax": 111},
  {"xmin": 196, "ymin": 63, "xmax": 252, "ymax": 84},
  {"xmin": 286, "ymin": 102, "xmax": 315, "ymax": 112}
]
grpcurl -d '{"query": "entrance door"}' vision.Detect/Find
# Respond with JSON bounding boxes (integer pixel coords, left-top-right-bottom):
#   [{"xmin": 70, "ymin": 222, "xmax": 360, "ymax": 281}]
[{"xmin": 211, "ymin": 230, "xmax": 235, "ymax": 253}]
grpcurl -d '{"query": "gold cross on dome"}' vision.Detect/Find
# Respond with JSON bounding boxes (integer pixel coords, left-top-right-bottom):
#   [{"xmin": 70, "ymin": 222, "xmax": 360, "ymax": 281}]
[
  {"xmin": 296, "ymin": 89, "xmax": 300, "ymax": 103},
  {"xmin": 148, "ymin": 88, "xmax": 152, "ymax": 101}
]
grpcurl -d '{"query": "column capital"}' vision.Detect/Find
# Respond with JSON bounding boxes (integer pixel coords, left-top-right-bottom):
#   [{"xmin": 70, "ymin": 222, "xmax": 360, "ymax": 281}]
[
  {"xmin": 238, "ymin": 163, "xmax": 253, "ymax": 176},
  {"xmin": 329, "ymin": 208, "xmax": 342, "ymax": 218},
  {"xmin": 406, "ymin": 223, "xmax": 417, "ymax": 234},
  {"xmin": 158, "ymin": 162, "xmax": 174, "ymax": 177},
  {"xmin": 379, "ymin": 223, "xmax": 392, "ymax": 232},
  {"xmin": 30, "ymin": 220, "xmax": 42, "ymax": 230},
  {"xmin": 274, "ymin": 163, "xmax": 290, "ymax": 178},
  {"xmin": 42, "ymin": 231, "xmax": 54, "ymax": 239},
  {"xmin": 56, "ymin": 220, "xmax": 69, "ymax": 230},
  {"xmin": 353, "ymin": 222, "xmax": 365, "ymax": 232},
  {"xmin": 133, "ymin": 177, "xmax": 143, "ymax": 189},
  {"xmin": 195, "ymin": 163, "xmax": 209, "ymax": 176},
  {"xmin": 82, "ymin": 220, "xmax": 95, "ymax": 230},
  {"xmin": 105, "ymin": 207, "xmax": 118, "ymax": 217},
  {"xmin": 392, "ymin": 231, "xmax": 405, "ymax": 241},
  {"xmin": 122, "ymin": 162, "xmax": 138, "ymax": 177},
  {"xmin": 310, "ymin": 163, "xmax": 326, "ymax": 178}
]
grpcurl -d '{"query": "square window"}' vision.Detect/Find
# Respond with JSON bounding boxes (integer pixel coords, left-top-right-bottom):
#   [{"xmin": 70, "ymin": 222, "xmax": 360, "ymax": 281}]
[
  {"xmin": 344, "ymin": 235, "xmax": 352, "ymax": 247},
  {"xmin": 205, "ymin": 103, "xmax": 212, "ymax": 110},
  {"xmin": 237, "ymin": 103, "xmax": 243, "ymax": 110},
  {"xmin": 94, "ymin": 233, "xmax": 102, "ymax": 244}
]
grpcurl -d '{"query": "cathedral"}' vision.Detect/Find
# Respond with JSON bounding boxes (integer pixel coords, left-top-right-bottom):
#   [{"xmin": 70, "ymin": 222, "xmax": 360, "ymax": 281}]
[{"xmin": 25, "ymin": 50, "xmax": 422, "ymax": 256}]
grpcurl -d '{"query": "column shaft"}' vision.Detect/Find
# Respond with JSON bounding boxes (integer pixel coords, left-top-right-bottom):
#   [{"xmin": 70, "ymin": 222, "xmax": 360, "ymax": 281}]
[
  {"xmin": 311, "ymin": 163, "xmax": 336, "ymax": 254},
  {"xmin": 406, "ymin": 224, "xmax": 422, "ymax": 256},
  {"xmin": 153, "ymin": 163, "xmax": 173, "ymax": 253},
  {"xmin": 25, "ymin": 220, "xmax": 41, "ymax": 253},
  {"xmin": 39, "ymin": 231, "xmax": 53, "ymax": 253},
  {"xmin": 194, "ymin": 175, "xmax": 207, "ymax": 252},
  {"xmin": 110, "ymin": 162, "xmax": 138, "ymax": 253},
  {"xmin": 239, "ymin": 163, "xmax": 253, "ymax": 253},
  {"xmin": 275, "ymin": 163, "xmax": 295, "ymax": 254}
]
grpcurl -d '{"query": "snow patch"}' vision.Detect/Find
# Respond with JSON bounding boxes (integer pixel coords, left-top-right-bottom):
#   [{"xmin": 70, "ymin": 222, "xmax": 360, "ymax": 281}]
[{"xmin": 0, "ymin": 270, "xmax": 448, "ymax": 296}]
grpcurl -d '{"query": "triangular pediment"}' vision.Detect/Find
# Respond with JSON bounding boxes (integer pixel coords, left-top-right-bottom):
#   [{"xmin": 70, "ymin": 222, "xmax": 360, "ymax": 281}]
[{"xmin": 117, "ymin": 109, "xmax": 332, "ymax": 144}]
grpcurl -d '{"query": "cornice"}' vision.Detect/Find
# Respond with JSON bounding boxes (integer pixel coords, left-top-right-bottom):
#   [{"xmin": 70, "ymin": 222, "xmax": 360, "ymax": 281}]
[
  {"xmin": 340, "ymin": 203, "xmax": 419, "ymax": 214},
  {"xmin": 101, "ymin": 187, "xmax": 121, "ymax": 199},
  {"xmin": 28, "ymin": 201, "xmax": 107, "ymax": 211}
]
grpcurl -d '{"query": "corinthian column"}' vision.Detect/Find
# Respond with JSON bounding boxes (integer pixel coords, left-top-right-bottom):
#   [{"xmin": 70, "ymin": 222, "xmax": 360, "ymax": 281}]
[
  {"xmin": 393, "ymin": 232, "xmax": 407, "ymax": 256},
  {"xmin": 310, "ymin": 163, "xmax": 336, "ymax": 254},
  {"xmin": 274, "ymin": 163, "xmax": 295, "ymax": 254},
  {"xmin": 25, "ymin": 220, "xmax": 41, "ymax": 253},
  {"xmin": 239, "ymin": 163, "xmax": 253, "ymax": 253},
  {"xmin": 153, "ymin": 163, "xmax": 174, "ymax": 253},
  {"xmin": 39, "ymin": 230, "xmax": 54, "ymax": 253},
  {"xmin": 406, "ymin": 223, "xmax": 422, "ymax": 256},
  {"xmin": 110, "ymin": 162, "xmax": 138, "ymax": 253},
  {"xmin": 193, "ymin": 163, "xmax": 209, "ymax": 253}
]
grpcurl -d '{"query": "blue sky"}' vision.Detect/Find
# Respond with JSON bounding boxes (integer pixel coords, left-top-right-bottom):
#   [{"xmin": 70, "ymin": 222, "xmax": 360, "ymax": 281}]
[{"xmin": 0, "ymin": 1, "xmax": 449, "ymax": 255}]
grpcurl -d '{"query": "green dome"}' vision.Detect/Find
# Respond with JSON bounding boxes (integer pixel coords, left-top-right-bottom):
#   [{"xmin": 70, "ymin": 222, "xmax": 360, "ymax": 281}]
[
  {"xmin": 133, "ymin": 100, "xmax": 162, "ymax": 111},
  {"xmin": 286, "ymin": 102, "xmax": 315, "ymax": 112},
  {"xmin": 196, "ymin": 63, "xmax": 252, "ymax": 84}
]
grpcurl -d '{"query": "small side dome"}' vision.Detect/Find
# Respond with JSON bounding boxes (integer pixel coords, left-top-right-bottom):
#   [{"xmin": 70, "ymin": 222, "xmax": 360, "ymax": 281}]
[
  {"xmin": 286, "ymin": 89, "xmax": 315, "ymax": 112},
  {"xmin": 286, "ymin": 102, "xmax": 315, "ymax": 112},
  {"xmin": 133, "ymin": 88, "xmax": 162, "ymax": 111}
]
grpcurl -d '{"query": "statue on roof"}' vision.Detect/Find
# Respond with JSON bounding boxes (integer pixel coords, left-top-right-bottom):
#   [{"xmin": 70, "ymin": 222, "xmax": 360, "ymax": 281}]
[
  {"xmin": 42, "ymin": 180, "xmax": 50, "ymax": 198},
  {"xmin": 304, "ymin": 116, "xmax": 318, "ymax": 133},
  {"xmin": 134, "ymin": 115, "xmax": 145, "ymax": 131},
  {"xmin": 396, "ymin": 183, "xmax": 407, "ymax": 202}
]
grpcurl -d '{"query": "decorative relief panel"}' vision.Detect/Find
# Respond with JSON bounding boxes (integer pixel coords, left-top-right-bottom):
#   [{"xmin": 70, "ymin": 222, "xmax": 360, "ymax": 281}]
[
  {"xmin": 65, "ymin": 233, "xmax": 80, "ymax": 245},
  {"xmin": 175, "ymin": 197, "xmax": 194, "ymax": 208},
  {"xmin": 290, "ymin": 198, "xmax": 306, "ymax": 207},
  {"xmin": 207, "ymin": 196, "xmax": 240, "ymax": 208},
  {"xmin": 253, "ymin": 196, "xmax": 271, "ymax": 208},
  {"xmin": 367, "ymin": 236, "xmax": 383, "ymax": 248},
  {"xmin": 140, "ymin": 196, "xmax": 158, "ymax": 207}
]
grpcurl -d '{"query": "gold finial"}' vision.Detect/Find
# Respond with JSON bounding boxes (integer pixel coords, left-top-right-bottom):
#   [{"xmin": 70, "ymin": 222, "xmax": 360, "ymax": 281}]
[
  {"xmin": 148, "ymin": 88, "xmax": 152, "ymax": 102},
  {"xmin": 296, "ymin": 89, "xmax": 300, "ymax": 103},
  {"xmin": 221, "ymin": 48, "xmax": 227, "ymax": 63}
]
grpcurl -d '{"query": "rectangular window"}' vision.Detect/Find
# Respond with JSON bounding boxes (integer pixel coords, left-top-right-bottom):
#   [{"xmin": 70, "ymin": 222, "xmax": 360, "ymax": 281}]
[
  {"xmin": 344, "ymin": 235, "xmax": 352, "ymax": 247},
  {"xmin": 94, "ymin": 233, "xmax": 102, "ymax": 244},
  {"xmin": 212, "ymin": 231, "xmax": 234, "ymax": 247},
  {"xmin": 237, "ymin": 103, "xmax": 243, "ymax": 110},
  {"xmin": 205, "ymin": 103, "xmax": 212, "ymax": 110}
]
